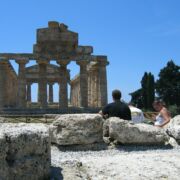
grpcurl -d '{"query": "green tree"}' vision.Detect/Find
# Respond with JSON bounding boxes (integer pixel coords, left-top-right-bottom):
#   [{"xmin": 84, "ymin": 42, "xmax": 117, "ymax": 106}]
[
  {"xmin": 141, "ymin": 72, "xmax": 148, "ymax": 109},
  {"xmin": 140, "ymin": 72, "xmax": 155, "ymax": 110},
  {"xmin": 156, "ymin": 60, "xmax": 180, "ymax": 106},
  {"xmin": 129, "ymin": 89, "xmax": 143, "ymax": 108},
  {"xmin": 130, "ymin": 72, "xmax": 155, "ymax": 110},
  {"xmin": 147, "ymin": 72, "xmax": 155, "ymax": 109}
]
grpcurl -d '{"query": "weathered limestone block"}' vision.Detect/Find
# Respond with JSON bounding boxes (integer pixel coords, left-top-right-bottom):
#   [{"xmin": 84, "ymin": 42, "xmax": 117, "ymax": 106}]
[
  {"xmin": 48, "ymin": 21, "xmax": 59, "ymax": 28},
  {"xmin": 76, "ymin": 46, "xmax": 93, "ymax": 54},
  {"xmin": 0, "ymin": 132, "xmax": 9, "ymax": 179},
  {"xmin": 0, "ymin": 117, "xmax": 5, "ymax": 122},
  {"xmin": 50, "ymin": 114, "xmax": 104, "ymax": 145},
  {"xmin": 166, "ymin": 115, "xmax": 180, "ymax": 144},
  {"xmin": 168, "ymin": 115, "xmax": 180, "ymax": 126},
  {"xmin": 0, "ymin": 123, "xmax": 51, "ymax": 180},
  {"xmin": 103, "ymin": 117, "xmax": 169, "ymax": 145}
]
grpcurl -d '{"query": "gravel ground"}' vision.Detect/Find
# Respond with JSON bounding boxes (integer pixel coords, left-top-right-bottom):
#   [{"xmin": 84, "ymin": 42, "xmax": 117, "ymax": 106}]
[{"xmin": 51, "ymin": 144, "xmax": 180, "ymax": 180}]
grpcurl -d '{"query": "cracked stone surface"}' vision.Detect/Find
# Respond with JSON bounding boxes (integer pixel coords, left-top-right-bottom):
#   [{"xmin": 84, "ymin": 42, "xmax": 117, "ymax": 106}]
[{"xmin": 0, "ymin": 123, "xmax": 51, "ymax": 180}]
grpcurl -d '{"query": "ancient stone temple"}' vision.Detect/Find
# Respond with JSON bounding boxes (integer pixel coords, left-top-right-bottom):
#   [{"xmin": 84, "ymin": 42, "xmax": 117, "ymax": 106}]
[{"xmin": 0, "ymin": 21, "xmax": 109, "ymax": 110}]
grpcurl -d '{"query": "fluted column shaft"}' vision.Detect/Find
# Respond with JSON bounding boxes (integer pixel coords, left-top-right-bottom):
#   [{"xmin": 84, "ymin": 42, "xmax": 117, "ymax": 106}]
[
  {"xmin": 77, "ymin": 60, "xmax": 89, "ymax": 107},
  {"xmin": 70, "ymin": 83, "xmax": 73, "ymax": 106},
  {"xmin": 98, "ymin": 60, "xmax": 109, "ymax": 107},
  {"xmin": 0, "ymin": 59, "xmax": 8, "ymax": 109},
  {"xmin": 48, "ymin": 83, "xmax": 53, "ymax": 103},
  {"xmin": 37, "ymin": 60, "xmax": 48, "ymax": 108},
  {"xmin": 88, "ymin": 69, "xmax": 94, "ymax": 107},
  {"xmin": 26, "ymin": 83, "xmax": 31, "ymax": 102},
  {"xmin": 57, "ymin": 60, "xmax": 70, "ymax": 108},
  {"xmin": 88, "ymin": 66, "xmax": 98, "ymax": 107},
  {"xmin": 16, "ymin": 59, "xmax": 29, "ymax": 108}
]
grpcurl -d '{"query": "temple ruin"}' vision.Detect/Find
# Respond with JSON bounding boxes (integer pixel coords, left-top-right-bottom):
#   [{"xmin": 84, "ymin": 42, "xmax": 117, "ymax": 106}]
[{"xmin": 0, "ymin": 21, "xmax": 109, "ymax": 111}]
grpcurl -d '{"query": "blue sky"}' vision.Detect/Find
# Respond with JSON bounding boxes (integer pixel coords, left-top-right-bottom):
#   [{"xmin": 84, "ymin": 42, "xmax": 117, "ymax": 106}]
[{"xmin": 0, "ymin": 0, "xmax": 180, "ymax": 102}]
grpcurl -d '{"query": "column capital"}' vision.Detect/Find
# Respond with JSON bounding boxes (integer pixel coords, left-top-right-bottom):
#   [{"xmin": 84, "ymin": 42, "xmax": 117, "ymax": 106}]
[
  {"xmin": 57, "ymin": 60, "xmax": 70, "ymax": 67},
  {"xmin": 89, "ymin": 63, "xmax": 99, "ymax": 72},
  {"xmin": 76, "ymin": 60, "xmax": 89, "ymax": 66},
  {"xmin": 0, "ymin": 57, "xmax": 9, "ymax": 64},
  {"xmin": 15, "ymin": 58, "xmax": 29, "ymax": 65},
  {"xmin": 27, "ymin": 82, "xmax": 32, "ymax": 85},
  {"xmin": 36, "ymin": 59, "xmax": 49, "ymax": 65},
  {"xmin": 96, "ymin": 59, "xmax": 109, "ymax": 66},
  {"xmin": 48, "ymin": 82, "xmax": 54, "ymax": 85}
]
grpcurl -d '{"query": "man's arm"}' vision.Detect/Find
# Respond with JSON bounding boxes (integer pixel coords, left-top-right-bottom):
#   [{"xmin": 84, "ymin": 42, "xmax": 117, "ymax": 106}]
[
  {"xmin": 99, "ymin": 105, "xmax": 109, "ymax": 119},
  {"xmin": 126, "ymin": 107, "xmax": 132, "ymax": 120}
]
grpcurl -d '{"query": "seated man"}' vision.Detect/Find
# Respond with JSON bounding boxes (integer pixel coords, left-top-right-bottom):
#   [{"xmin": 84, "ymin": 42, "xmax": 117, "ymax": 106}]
[{"xmin": 100, "ymin": 89, "xmax": 131, "ymax": 120}]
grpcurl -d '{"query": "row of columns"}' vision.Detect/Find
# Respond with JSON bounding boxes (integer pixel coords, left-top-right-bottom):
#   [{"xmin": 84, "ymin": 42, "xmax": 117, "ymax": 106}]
[
  {"xmin": 0, "ymin": 57, "xmax": 107, "ymax": 109},
  {"xmin": 26, "ymin": 82, "xmax": 54, "ymax": 103},
  {"xmin": 70, "ymin": 59, "xmax": 108, "ymax": 108},
  {"xmin": 0, "ymin": 58, "xmax": 89, "ymax": 109},
  {"xmin": 26, "ymin": 59, "xmax": 70, "ymax": 109}
]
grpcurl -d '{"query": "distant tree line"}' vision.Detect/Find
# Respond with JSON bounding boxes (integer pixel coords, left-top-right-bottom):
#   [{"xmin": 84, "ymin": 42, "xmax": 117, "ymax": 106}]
[{"xmin": 130, "ymin": 60, "xmax": 180, "ymax": 112}]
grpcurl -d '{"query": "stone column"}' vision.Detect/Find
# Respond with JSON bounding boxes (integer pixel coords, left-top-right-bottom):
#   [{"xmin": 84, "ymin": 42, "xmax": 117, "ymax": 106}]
[
  {"xmin": 26, "ymin": 82, "xmax": 32, "ymax": 102},
  {"xmin": 87, "ymin": 71, "xmax": 92, "ymax": 107},
  {"xmin": 89, "ymin": 69, "xmax": 94, "ymax": 107},
  {"xmin": 98, "ymin": 59, "xmax": 109, "ymax": 107},
  {"xmin": 88, "ymin": 65, "xmax": 98, "ymax": 107},
  {"xmin": 37, "ymin": 59, "xmax": 48, "ymax": 108},
  {"xmin": 76, "ymin": 60, "xmax": 89, "ymax": 107},
  {"xmin": 16, "ymin": 58, "xmax": 29, "ymax": 108},
  {"xmin": 0, "ymin": 58, "xmax": 8, "ymax": 109},
  {"xmin": 70, "ymin": 83, "xmax": 73, "ymax": 106},
  {"xmin": 48, "ymin": 83, "xmax": 53, "ymax": 103},
  {"xmin": 75, "ymin": 82, "xmax": 78, "ymax": 107},
  {"xmin": 92, "ymin": 66, "xmax": 99, "ymax": 107},
  {"xmin": 57, "ymin": 60, "xmax": 70, "ymax": 108},
  {"xmin": 96, "ymin": 71, "xmax": 100, "ymax": 107}
]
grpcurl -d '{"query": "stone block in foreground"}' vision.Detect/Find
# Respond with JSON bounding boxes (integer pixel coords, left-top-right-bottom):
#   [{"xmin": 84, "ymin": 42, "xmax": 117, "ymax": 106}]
[
  {"xmin": 50, "ymin": 114, "xmax": 104, "ymax": 145},
  {"xmin": 166, "ymin": 115, "xmax": 180, "ymax": 144},
  {"xmin": 0, "ymin": 123, "xmax": 50, "ymax": 180},
  {"xmin": 103, "ymin": 117, "xmax": 169, "ymax": 145}
]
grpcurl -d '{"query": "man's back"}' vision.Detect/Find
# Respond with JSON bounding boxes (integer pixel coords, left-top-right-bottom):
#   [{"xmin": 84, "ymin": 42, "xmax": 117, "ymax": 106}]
[{"xmin": 102, "ymin": 101, "xmax": 131, "ymax": 120}]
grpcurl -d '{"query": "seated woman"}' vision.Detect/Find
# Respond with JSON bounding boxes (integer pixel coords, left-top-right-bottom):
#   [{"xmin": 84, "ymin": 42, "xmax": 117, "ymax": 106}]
[{"xmin": 152, "ymin": 100, "xmax": 171, "ymax": 127}]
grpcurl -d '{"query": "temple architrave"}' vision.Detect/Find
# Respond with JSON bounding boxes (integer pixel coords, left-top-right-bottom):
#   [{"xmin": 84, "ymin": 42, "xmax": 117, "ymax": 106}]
[{"xmin": 0, "ymin": 21, "xmax": 109, "ymax": 110}]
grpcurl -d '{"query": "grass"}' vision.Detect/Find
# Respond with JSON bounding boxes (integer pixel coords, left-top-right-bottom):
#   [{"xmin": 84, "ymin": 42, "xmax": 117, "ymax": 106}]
[{"xmin": 0, "ymin": 116, "xmax": 55, "ymax": 124}]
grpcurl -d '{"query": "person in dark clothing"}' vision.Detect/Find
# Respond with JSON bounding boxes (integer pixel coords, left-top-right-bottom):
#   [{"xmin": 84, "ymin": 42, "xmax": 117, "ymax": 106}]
[{"xmin": 100, "ymin": 89, "xmax": 131, "ymax": 120}]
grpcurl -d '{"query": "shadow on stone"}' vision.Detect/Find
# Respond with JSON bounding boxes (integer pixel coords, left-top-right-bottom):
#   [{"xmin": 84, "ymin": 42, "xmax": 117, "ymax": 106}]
[
  {"xmin": 53, "ymin": 143, "xmax": 108, "ymax": 152},
  {"xmin": 115, "ymin": 144, "xmax": 174, "ymax": 152},
  {"xmin": 50, "ymin": 166, "xmax": 63, "ymax": 180}
]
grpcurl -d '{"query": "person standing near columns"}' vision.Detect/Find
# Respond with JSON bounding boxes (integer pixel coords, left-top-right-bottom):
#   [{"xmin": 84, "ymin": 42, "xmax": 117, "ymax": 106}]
[
  {"xmin": 16, "ymin": 58, "xmax": 29, "ymax": 108},
  {"xmin": 76, "ymin": 60, "xmax": 89, "ymax": 108},
  {"xmin": 57, "ymin": 60, "xmax": 70, "ymax": 108}
]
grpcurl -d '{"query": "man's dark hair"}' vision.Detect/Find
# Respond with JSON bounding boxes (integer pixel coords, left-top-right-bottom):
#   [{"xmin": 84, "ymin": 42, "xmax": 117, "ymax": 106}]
[{"xmin": 112, "ymin": 89, "xmax": 121, "ymax": 100}]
